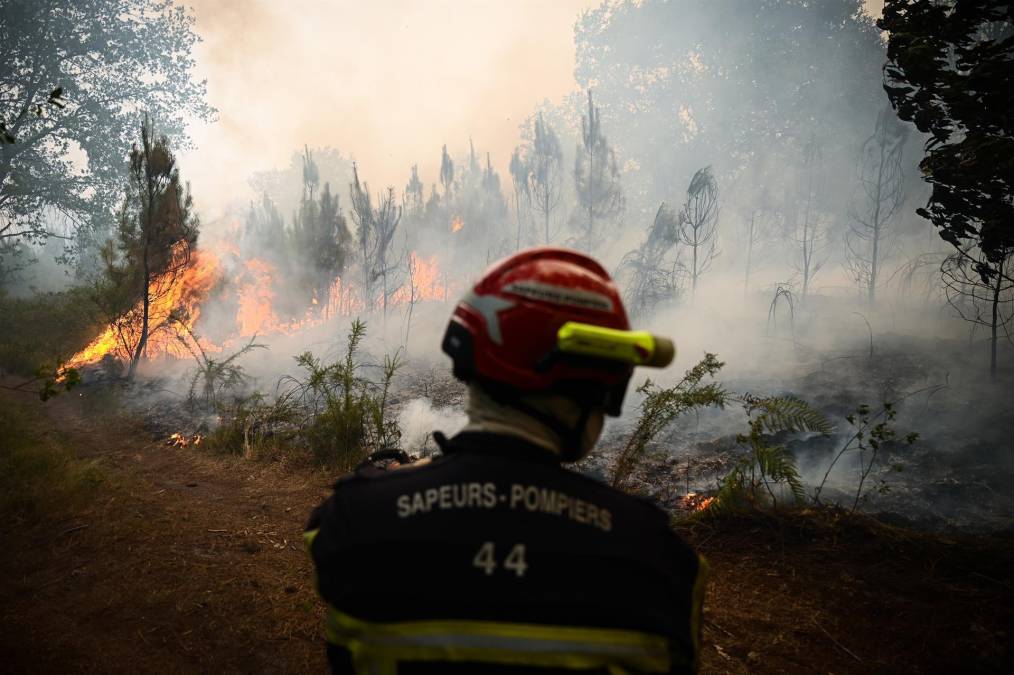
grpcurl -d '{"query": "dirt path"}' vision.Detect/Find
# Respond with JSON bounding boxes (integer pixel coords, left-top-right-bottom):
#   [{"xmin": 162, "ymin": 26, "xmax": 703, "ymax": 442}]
[
  {"xmin": 1, "ymin": 388, "xmax": 329, "ymax": 674},
  {"xmin": 2, "ymin": 386, "xmax": 1011, "ymax": 674}
]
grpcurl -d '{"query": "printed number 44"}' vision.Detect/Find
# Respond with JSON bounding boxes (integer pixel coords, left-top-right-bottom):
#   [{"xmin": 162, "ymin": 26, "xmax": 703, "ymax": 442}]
[{"xmin": 473, "ymin": 542, "xmax": 527, "ymax": 577}]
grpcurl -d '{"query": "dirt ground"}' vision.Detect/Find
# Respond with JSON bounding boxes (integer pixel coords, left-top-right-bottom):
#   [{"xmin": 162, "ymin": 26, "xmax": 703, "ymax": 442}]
[{"xmin": 1, "ymin": 385, "xmax": 1011, "ymax": 674}]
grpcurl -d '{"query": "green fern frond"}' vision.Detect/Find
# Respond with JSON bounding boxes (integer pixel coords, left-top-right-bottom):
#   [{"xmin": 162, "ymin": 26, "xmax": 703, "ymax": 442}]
[
  {"xmin": 753, "ymin": 396, "xmax": 832, "ymax": 435},
  {"xmin": 755, "ymin": 445, "xmax": 806, "ymax": 502}
]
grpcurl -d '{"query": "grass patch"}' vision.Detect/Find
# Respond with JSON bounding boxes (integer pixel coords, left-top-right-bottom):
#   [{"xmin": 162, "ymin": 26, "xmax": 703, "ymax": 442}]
[
  {"xmin": 0, "ymin": 396, "xmax": 110, "ymax": 520},
  {"xmin": 0, "ymin": 286, "xmax": 103, "ymax": 376}
]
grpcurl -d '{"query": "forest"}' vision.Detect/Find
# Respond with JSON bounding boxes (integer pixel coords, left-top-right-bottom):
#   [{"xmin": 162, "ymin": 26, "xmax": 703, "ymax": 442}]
[{"xmin": 1, "ymin": 1, "xmax": 1012, "ymax": 673}]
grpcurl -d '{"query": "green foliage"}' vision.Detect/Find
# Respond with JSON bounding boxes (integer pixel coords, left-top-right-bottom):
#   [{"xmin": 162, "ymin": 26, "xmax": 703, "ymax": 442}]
[
  {"xmin": 611, "ymin": 353, "xmax": 727, "ymax": 489},
  {"xmin": 713, "ymin": 396, "xmax": 832, "ymax": 512},
  {"xmin": 276, "ymin": 319, "xmax": 402, "ymax": 468},
  {"xmin": 0, "ymin": 286, "xmax": 104, "ymax": 376},
  {"xmin": 108, "ymin": 116, "xmax": 200, "ymax": 379},
  {"xmin": 0, "ymin": 395, "xmax": 107, "ymax": 520},
  {"xmin": 815, "ymin": 400, "xmax": 919, "ymax": 512},
  {"xmin": 201, "ymin": 392, "xmax": 299, "ymax": 459},
  {"xmin": 172, "ymin": 317, "xmax": 265, "ymax": 411},
  {"xmin": 37, "ymin": 362, "xmax": 80, "ymax": 402},
  {"xmin": 880, "ymin": 1, "xmax": 1013, "ymax": 269},
  {"xmin": 1, "ymin": 0, "xmax": 214, "ymax": 249}
]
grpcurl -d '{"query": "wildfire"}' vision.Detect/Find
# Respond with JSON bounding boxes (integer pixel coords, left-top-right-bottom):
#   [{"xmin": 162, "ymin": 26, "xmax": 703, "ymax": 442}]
[
  {"xmin": 67, "ymin": 242, "xmax": 455, "ymax": 373},
  {"xmin": 451, "ymin": 215, "xmax": 464, "ymax": 233},
  {"xmin": 66, "ymin": 249, "xmax": 223, "ymax": 369},
  {"xmin": 680, "ymin": 492, "xmax": 716, "ymax": 513},
  {"xmin": 391, "ymin": 252, "xmax": 448, "ymax": 304},
  {"xmin": 236, "ymin": 259, "xmax": 279, "ymax": 336},
  {"xmin": 167, "ymin": 432, "xmax": 203, "ymax": 448}
]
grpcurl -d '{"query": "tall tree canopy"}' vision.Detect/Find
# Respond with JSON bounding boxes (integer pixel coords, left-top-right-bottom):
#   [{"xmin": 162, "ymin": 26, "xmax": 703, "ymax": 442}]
[
  {"xmin": 573, "ymin": 0, "xmax": 883, "ymax": 217},
  {"xmin": 0, "ymin": 0, "xmax": 214, "ymax": 251},
  {"xmin": 880, "ymin": 0, "xmax": 1013, "ymax": 277}
]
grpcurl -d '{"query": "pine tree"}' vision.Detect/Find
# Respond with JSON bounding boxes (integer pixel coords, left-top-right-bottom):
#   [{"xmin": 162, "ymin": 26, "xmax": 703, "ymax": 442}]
[
  {"xmin": 110, "ymin": 115, "xmax": 199, "ymax": 379},
  {"xmin": 574, "ymin": 90, "xmax": 623, "ymax": 251}
]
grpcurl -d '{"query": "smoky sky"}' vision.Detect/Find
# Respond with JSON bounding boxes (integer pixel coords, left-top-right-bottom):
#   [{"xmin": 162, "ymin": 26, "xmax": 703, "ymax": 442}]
[
  {"xmin": 177, "ymin": 0, "xmax": 887, "ymax": 220},
  {"xmin": 179, "ymin": 0, "xmax": 595, "ymax": 216}
]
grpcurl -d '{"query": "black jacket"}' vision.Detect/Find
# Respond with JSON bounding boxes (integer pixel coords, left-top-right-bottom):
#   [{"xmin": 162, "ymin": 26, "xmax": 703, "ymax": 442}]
[{"xmin": 306, "ymin": 431, "xmax": 705, "ymax": 674}]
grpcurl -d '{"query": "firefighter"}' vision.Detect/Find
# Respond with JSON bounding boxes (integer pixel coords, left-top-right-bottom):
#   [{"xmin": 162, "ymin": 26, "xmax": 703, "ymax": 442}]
[{"xmin": 306, "ymin": 247, "xmax": 706, "ymax": 674}]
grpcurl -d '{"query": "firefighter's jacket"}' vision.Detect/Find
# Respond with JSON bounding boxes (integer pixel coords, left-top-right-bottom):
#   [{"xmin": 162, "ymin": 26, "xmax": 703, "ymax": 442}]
[{"xmin": 305, "ymin": 431, "xmax": 706, "ymax": 675}]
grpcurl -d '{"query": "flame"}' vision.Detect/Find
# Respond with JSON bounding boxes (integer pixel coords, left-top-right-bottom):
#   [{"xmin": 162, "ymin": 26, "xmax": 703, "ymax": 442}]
[
  {"xmin": 67, "ymin": 249, "xmax": 222, "ymax": 369},
  {"xmin": 167, "ymin": 432, "xmax": 203, "ymax": 448},
  {"xmin": 680, "ymin": 492, "xmax": 716, "ymax": 513},
  {"xmin": 390, "ymin": 252, "xmax": 448, "ymax": 304},
  {"xmin": 236, "ymin": 259, "xmax": 279, "ymax": 336},
  {"xmin": 451, "ymin": 215, "xmax": 464, "ymax": 233},
  {"xmin": 68, "ymin": 242, "xmax": 457, "ymax": 373}
]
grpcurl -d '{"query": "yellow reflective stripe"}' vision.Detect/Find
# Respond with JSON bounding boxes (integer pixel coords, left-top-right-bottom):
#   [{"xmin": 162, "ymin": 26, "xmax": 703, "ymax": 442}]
[
  {"xmin": 689, "ymin": 554, "xmax": 708, "ymax": 672},
  {"xmin": 325, "ymin": 607, "xmax": 672, "ymax": 673},
  {"xmin": 303, "ymin": 528, "xmax": 319, "ymax": 550}
]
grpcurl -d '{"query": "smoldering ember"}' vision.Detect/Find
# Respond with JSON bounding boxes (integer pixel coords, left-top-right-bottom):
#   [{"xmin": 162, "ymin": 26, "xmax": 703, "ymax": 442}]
[{"xmin": 1, "ymin": 1, "xmax": 1011, "ymax": 673}]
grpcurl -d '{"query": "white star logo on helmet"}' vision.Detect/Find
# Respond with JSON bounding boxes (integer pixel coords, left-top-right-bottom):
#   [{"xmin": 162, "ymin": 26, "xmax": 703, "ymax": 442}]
[{"xmin": 462, "ymin": 290, "xmax": 515, "ymax": 345}]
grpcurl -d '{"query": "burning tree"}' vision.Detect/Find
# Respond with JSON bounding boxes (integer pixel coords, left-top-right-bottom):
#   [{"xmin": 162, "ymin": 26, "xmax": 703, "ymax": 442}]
[
  {"xmin": 845, "ymin": 106, "xmax": 908, "ymax": 305},
  {"xmin": 574, "ymin": 90, "xmax": 623, "ymax": 251},
  {"xmin": 677, "ymin": 167, "xmax": 719, "ymax": 300},
  {"xmin": 101, "ymin": 116, "xmax": 199, "ymax": 379}
]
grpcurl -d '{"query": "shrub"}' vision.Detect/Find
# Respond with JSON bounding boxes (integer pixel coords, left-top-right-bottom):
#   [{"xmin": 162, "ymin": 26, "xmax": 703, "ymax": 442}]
[
  {"xmin": 713, "ymin": 396, "xmax": 832, "ymax": 512},
  {"xmin": 276, "ymin": 318, "xmax": 402, "ymax": 468},
  {"xmin": 611, "ymin": 353, "xmax": 727, "ymax": 489}
]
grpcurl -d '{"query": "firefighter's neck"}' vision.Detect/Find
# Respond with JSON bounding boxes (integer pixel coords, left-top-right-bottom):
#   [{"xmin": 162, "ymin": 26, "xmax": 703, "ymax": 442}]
[{"xmin": 463, "ymin": 383, "xmax": 603, "ymax": 457}]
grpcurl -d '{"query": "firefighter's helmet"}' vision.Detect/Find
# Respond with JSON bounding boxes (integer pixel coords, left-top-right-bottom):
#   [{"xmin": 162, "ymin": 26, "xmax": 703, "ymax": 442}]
[{"xmin": 442, "ymin": 247, "xmax": 674, "ymax": 419}]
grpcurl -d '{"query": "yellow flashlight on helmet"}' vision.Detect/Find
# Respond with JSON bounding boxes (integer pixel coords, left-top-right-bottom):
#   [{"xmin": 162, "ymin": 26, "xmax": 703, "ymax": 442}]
[{"xmin": 556, "ymin": 322, "xmax": 676, "ymax": 368}]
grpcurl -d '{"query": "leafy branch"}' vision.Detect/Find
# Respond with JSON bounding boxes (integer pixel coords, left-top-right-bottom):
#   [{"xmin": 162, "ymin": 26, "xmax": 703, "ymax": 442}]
[{"xmin": 611, "ymin": 353, "xmax": 727, "ymax": 489}]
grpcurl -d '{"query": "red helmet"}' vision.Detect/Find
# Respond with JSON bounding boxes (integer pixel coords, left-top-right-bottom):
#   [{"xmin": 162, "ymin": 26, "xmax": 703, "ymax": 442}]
[{"xmin": 442, "ymin": 247, "xmax": 633, "ymax": 416}]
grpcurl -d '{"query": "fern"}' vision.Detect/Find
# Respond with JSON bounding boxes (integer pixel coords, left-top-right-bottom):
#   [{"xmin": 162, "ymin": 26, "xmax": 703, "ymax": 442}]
[
  {"xmin": 752, "ymin": 396, "xmax": 833, "ymax": 436},
  {"xmin": 711, "ymin": 395, "xmax": 830, "ymax": 513},
  {"xmin": 611, "ymin": 353, "xmax": 727, "ymax": 489}
]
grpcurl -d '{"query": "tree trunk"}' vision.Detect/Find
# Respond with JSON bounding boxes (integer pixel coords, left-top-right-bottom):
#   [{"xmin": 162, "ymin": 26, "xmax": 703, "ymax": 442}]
[
  {"xmin": 991, "ymin": 269, "xmax": 1001, "ymax": 381},
  {"xmin": 127, "ymin": 245, "xmax": 151, "ymax": 380},
  {"xmin": 744, "ymin": 212, "xmax": 755, "ymax": 298}
]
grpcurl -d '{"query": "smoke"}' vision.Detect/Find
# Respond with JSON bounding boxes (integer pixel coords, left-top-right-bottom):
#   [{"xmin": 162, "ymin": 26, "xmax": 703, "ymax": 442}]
[
  {"xmin": 48, "ymin": 0, "xmax": 1010, "ymax": 533},
  {"xmin": 397, "ymin": 398, "xmax": 468, "ymax": 456}
]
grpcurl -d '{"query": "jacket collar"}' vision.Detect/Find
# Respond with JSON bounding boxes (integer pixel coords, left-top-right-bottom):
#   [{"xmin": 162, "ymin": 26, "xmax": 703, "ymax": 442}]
[{"xmin": 436, "ymin": 431, "xmax": 562, "ymax": 465}]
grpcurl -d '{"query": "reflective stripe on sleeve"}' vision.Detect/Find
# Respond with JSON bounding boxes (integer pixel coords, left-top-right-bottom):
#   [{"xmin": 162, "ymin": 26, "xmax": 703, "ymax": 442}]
[
  {"xmin": 303, "ymin": 528, "xmax": 319, "ymax": 550},
  {"xmin": 324, "ymin": 606, "xmax": 675, "ymax": 674}
]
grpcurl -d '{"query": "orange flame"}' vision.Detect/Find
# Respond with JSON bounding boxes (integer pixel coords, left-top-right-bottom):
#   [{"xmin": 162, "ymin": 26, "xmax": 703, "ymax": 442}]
[
  {"xmin": 236, "ymin": 259, "xmax": 279, "ymax": 336},
  {"xmin": 167, "ymin": 431, "xmax": 203, "ymax": 447},
  {"xmin": 67, "ymin": 249, "xmax": 222, "ymax": 369},
  {"xmin": 681, "ymin": 492, "xmax": 716, "ymax": 513},
  {"xmin": 390, "ymin": 252, "xmax": 448, "ymax": 304},
  {"xmin": 68, "ymin": 243, "xmax": 457, "ymax": 373},
  {"xmin": 451, "ymin": 215, "xmax": 464, "ymax": 233}
]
